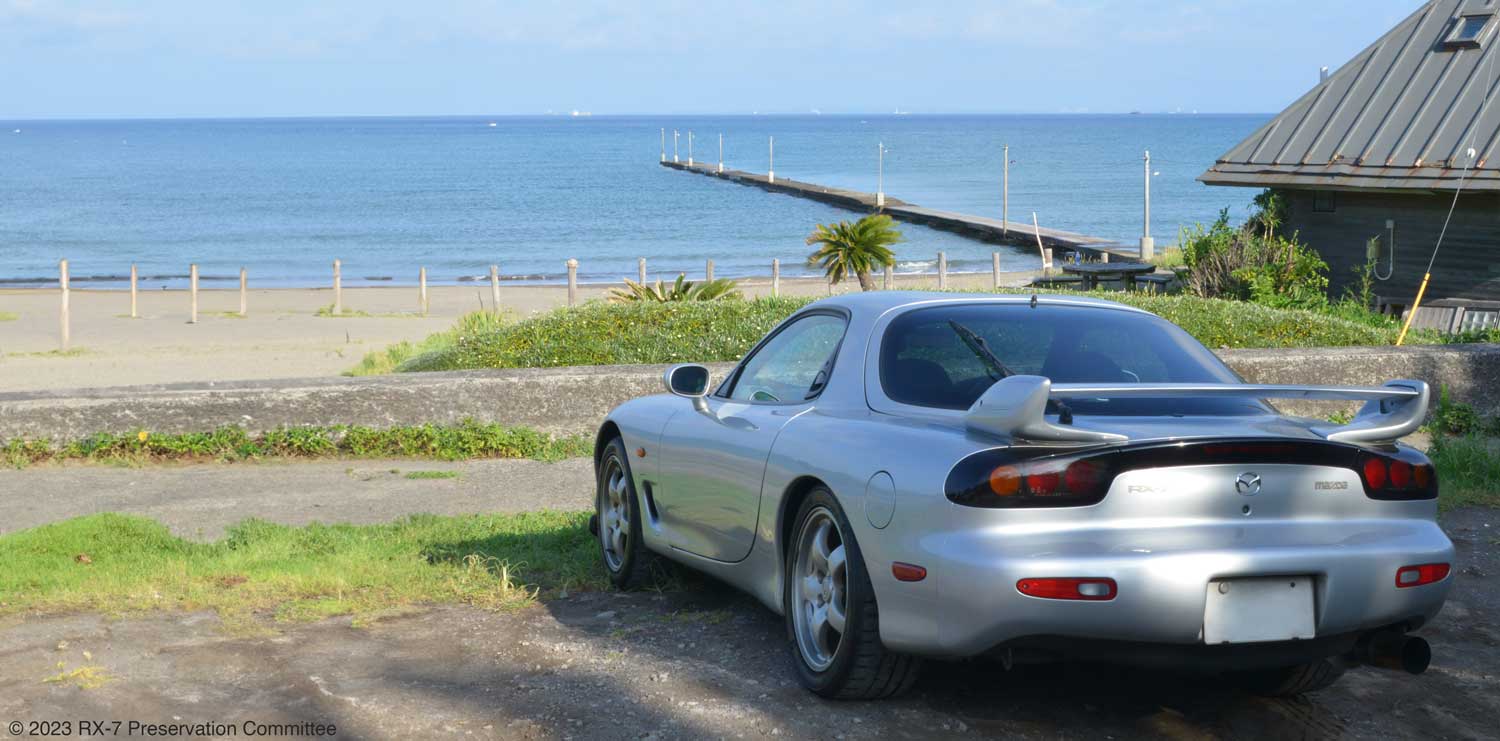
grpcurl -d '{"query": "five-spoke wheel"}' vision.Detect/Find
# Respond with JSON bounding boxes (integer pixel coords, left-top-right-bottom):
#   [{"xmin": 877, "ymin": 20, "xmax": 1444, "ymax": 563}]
[
  {"xmin": 595, "ymin": 437, "xmax": 653, "ymax": 589},
  {"xmin": 792, "ymin": 507, "xmax": 849, "ymax": 671}
]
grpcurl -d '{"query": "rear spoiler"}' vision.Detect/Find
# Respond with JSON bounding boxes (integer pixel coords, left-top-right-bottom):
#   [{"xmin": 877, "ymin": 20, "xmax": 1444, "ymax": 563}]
[{"xmin": 965, "ymin": 375, "xmax": 1429, "ymax": 445}]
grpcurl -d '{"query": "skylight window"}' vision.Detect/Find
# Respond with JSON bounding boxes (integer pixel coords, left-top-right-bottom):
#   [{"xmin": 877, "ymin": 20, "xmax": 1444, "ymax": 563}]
[{"xmin": 1443, "ymin": 15, "xmax": 1493, "ymax": 49}]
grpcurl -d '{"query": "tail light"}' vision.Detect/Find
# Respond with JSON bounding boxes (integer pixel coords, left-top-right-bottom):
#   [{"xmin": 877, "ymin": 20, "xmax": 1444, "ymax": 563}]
[
  {"xmin": 1359, "ymin": 451, "xmax": 1438, "ymax": 501},
  {"xmin": 948, "ymin": 450, "xmax": 1117, "ymax": 508},
  {"xmin": 1396, "ymin": 563, "xmax": 1450, "ymax": 588},
  {"xmin": 948, "ymin": 438, "xmax": 1439, "ymax": 509}
]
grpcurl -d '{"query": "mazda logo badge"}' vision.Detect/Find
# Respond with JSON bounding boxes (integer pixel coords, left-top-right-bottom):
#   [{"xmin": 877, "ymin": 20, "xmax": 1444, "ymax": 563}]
[{"xmin": 1235, "ymin": 472, "xmax": 1262, "ymax": 496}]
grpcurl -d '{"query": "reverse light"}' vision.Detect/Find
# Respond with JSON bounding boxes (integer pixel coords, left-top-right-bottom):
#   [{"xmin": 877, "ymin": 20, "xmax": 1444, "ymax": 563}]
[
  {"xmin": 1396, "ymin": 563, "xmax": 1450, "ymax": 588},
  {"xmin": 1016, "ymin": 577, "xmax": 1117, "ymax": 601}
]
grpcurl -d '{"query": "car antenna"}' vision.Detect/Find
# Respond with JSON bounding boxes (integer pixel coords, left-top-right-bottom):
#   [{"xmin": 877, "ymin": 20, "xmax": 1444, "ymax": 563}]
[{"xmin": 1029, "ymin": 294, "xmax": 1038, "ymax": 308}]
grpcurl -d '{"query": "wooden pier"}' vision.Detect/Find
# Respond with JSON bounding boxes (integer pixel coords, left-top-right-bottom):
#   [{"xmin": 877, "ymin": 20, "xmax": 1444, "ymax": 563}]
[{"xmin": 660, "ymin": 160, "xmax": 1139, "ymax": 260}]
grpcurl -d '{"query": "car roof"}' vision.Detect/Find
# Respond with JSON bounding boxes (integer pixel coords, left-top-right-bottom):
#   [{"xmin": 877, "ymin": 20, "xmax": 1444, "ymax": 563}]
[{"xmin": 801, "ymin": 290, "xmax": 1155, "ymax": 319}]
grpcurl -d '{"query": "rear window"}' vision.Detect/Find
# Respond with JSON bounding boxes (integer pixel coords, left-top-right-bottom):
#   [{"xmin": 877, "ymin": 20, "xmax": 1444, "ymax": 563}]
[{"xmin": 878, "ymin": 303, "xmax": 1264, "ymax": 416}]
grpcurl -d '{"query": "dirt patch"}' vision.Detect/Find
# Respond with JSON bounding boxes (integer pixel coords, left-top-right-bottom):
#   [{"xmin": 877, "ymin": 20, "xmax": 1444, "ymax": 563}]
[{"xmin": 1, "ymin": 508, "xmax": 1494, "ymax": 740}]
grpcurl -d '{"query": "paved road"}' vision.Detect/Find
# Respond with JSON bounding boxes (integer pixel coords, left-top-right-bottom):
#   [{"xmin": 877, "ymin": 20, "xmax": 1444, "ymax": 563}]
[{"xmin": 0, "ymin": 458, "xmax": 594, "ymax": 539}]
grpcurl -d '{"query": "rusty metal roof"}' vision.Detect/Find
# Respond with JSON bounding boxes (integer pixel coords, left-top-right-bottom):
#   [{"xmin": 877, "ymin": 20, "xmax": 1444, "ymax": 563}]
[{"xmin": 1201, "ymin": 0, "xmax": 1500, "ymax": 192}]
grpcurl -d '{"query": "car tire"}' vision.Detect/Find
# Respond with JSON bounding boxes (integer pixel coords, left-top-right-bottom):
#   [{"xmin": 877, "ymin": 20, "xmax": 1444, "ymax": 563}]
[
  {"xmin": 784, "ymin": 486, "xmax": 921, "ymax": 700},
  {"xmin": 596, "ymin": 437, "xmax": 655, "ymax": 590},
  {"xmin": 1234, "ymin": 659, "xmax": 1345, "ymax": 697}
]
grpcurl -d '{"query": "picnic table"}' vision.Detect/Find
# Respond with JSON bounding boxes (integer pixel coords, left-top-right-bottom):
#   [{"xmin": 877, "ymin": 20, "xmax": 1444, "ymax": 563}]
[{"xmin": 1059, "ymin": 261, "xmax": 1158, "ymax": 290}]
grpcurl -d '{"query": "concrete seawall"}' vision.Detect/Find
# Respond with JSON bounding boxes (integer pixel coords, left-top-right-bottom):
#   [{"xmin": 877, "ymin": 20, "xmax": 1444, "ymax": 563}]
[{"xmin": 1, "ymin": 345, "xmax": 1496, "ymax": 442}]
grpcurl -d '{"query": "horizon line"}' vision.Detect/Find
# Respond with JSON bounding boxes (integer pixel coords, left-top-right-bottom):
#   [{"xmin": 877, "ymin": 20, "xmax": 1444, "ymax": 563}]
[{"xmin": 0, "ymin": 111, "xmax": 1274, "ymax": 123}]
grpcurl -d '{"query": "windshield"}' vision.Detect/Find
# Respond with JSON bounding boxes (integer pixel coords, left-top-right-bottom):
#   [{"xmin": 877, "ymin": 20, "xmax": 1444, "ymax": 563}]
[{"xmin": 879, "ymin": 303, "xmax": 1265, "ymax": 416}]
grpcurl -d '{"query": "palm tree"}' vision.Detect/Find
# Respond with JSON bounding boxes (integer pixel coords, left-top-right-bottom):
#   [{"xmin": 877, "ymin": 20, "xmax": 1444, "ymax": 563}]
[{"xmin": 806, "ymin": 214, "xmax": 903, "ymax": 291}]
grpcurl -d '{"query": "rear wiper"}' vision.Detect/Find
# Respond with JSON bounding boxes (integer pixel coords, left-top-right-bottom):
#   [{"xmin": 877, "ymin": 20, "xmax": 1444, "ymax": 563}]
[{"xmin": 947, "ymin": 320, "xmax": 1015, "ymax": 381}]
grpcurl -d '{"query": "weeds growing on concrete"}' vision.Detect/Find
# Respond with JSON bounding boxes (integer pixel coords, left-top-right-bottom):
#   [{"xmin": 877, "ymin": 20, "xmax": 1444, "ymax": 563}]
[
  {"xmin": 0, "ymin": 420, "xmax": 589, "ymax": 468},
  {"xmin": 0, "ymin": 511, "xmax": 604, "ymax": 622},
  {"xmin": 404, "ymin": 470, "xmax": 461, "ymax": 480}
]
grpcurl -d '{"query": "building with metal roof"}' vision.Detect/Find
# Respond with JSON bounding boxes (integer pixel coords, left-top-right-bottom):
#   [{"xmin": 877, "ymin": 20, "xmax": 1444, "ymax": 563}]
[{"xmin": 1200, "ymin": 0, "xmax": 1500, "ymax": 321}]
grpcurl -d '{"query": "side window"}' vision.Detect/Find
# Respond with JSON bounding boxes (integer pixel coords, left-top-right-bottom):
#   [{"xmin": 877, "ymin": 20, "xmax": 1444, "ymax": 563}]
[{"xmin": 728, "ymin": 314, "xmax": 847, "ymax": 403}]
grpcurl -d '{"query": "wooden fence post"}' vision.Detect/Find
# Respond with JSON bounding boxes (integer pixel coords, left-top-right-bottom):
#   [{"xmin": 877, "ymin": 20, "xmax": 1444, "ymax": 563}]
[
  {"xmin": 706, "ymin": 259, "xmax": 714, "ymax": 282},
  {"xmin": 638, "ymin": 258, "xmax": 647, "ymax": 284},
  {"xmin": 938, "ymin": 252, "xmax": 947, "ymax": 290},
  {"xmin": 419, "ymin": 267, "xmax": 428, "ymax": 315},
  {"xmin": 489, "ymin": 265, "xmax": 501, "ymax": 312},
  {"xmin": 59, "ymin": 259, "xmax": 70, "ymax": 350},
  {"xmin": 189, "ymin": 263, "xmax": 199, "ymax": 324},
  {"xmin": 333, "ymin": 259, "xmax": 342, "ymax": 315},
  {"xmin": 772, "ymin": 259, "xmax": 780, "ymax": 297},
  {"xmin": 567, "ymin": 259, "xmax": 579, "ymax": 307},
  {"xmin": 884, "ymin": 263, "xmax": 893, "ymax": 290},
  {"xmin": 992, "ymin": 252, "xmax": 1001, "ymax": 289},
  {"xmin": 129, "ymin": 264, "xmax": 138, "ymax": 318},
  {"xmin": 239, "ymin": 267, "xmax": 248, "ymax": 316}
]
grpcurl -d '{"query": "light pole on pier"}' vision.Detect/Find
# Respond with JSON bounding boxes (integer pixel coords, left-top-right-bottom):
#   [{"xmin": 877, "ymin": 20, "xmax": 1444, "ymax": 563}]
[
  {"xmin": 1140, "ymin": 150, "xmax": 1156, "ymax": 260},
  {"xmin": 688, "ymin": 131, "xmax": 694, "ymax": 166},
  {"xmin": 768, "ymin": 136, "xmax": 775, "ymax": 183},
  {"xmin": 660, "ymin": 128, "xmax": 665, "ymax": 162},
  {"xmin": 673, "ymin": 130, "xmax": 679, "ymax": 163},
  {"xmin": 877, "ymin": 142, "xmax": 886, "ymax": 209},
  {"xmin": 718, "ymin": 134, "xmax": 724, "ymax": 173},
  {"xmin": 1002, "ymin": 144, "xmax": 1010, "ymax": 237}
]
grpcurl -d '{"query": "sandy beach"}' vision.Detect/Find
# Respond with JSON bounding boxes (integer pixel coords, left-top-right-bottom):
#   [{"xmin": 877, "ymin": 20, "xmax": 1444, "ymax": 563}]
[{"xmin": 0, "ymin": 271, "xmax": 1037, "ymax": 391}]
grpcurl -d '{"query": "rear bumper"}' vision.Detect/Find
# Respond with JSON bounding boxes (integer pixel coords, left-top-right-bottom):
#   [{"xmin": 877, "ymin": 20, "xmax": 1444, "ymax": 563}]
[{"xmin": 880, "ymin": 518, "xmax": 1454, "ymax": 659}]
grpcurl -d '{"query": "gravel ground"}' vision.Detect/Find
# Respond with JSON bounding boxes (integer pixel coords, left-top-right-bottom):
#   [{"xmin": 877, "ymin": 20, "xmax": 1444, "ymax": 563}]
[{"xmin": 0, "ymin": 508, "xmax": 1495, "ymax": 740}]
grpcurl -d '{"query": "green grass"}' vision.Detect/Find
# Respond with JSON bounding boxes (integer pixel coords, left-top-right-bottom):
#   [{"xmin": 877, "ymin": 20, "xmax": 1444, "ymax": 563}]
[
  {"xmin": 405, "ymin": 470, "xmax": 460, "ymax": 480},
  {"xmin": 0, "ymin": 421, "xmax": 589, "ymax": 468},
  {"xmin": 0, "ymin": 511, "xmax": 601, "ymax": 621},
  {"xmin": 371, "ymin": 290, "xmax": 1410, "ymax": 375},
  {"xmin": 348, "ymin": 310, "xmax": 512, "ymax": 375},
  {"xmin": 1431, "ymin": 435, "xmax": 1500, "ymax": 510}
]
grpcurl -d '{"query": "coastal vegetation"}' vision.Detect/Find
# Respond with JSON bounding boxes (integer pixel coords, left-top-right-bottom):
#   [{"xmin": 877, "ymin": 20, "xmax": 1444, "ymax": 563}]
[
  {"xmin": 1, "ymin": 420, "xmax": 588, "ymax": 468},
  {"xmin": 806, "ymin": 214, "xmax": 902, "ymax": 291},
  {"xmin": 366, "ymin": 291, "xmax": 1409, "ymax": 376},
  {"xmin": 607, "ymin": 274, "xmax": 742, "ymax": 303}
]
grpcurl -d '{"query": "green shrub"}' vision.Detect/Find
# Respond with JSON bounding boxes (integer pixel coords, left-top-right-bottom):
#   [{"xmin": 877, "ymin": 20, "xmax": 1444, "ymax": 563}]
[
  {"xmin": 1433, "ymin": 386, "xmax": 1483, "ymax": 436},
  {"xmin": 1178, "ymin": 207, "xmax": 1330, "ymax": 310},
  {"xmin": 607, "ymin": 275, "xmax": 742, "ymax": 302}
]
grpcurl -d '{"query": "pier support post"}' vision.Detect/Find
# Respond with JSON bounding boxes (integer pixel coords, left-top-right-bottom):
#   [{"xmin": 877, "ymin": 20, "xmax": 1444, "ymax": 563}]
[
  {"xmin": 333, "ymin": 259, "xmax": 342, "ymax": 315},
  {"xmin": 59, "ymin": 259, "xmax": 70, "ymax": 350},
  {"xmin": 129, "ymin": 264, "xmax": 138, "ymax": 319},
  {"xmin": 772, "ymin": 259, "xmax": 780, "ymax": 297},
  {"xmin": 638, "ymin": 258, "xmax": 647, "ymax": 284},
  {"xmin": 884, "ymin": 263, "xmax": 893, "ymax": 290},
  {"xmin": 189, "ymin": 263, "xmax": 199, "ymax": 324},
  {"xmin": 938, "ymin": 252, "xmax": 947, "ymax": 290},
  {"xmin": 419, "ymin": 267, "xmax": 428, "ymax": 316},
  {"xmin": 706, "ymin": 259, "xmax": 714, "ymax": 282},
  {"xmin": 1139, "ymin": 149, "xmax": 1155, "ymax": 260},
  {"xmin": 992, "ymin": 253, "xmax": 1001, "ymax": 289},
  {"xmin": 768, "ymin": 136, "xmax": 775, "ymax": 183},
  {"xmin": 240, "ymin": 268, "xmax": 248, "ymax": 317},
  {"xmin": 567, "ymin": 259, "xmax": 579, "ymax": 307},
  {"xmin": 490, "ymin": 264, "xmax": 501, "ymax": 312}
]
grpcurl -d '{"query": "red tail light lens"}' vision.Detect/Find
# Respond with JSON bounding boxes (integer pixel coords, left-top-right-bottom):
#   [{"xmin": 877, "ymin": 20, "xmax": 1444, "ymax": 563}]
[
  {"xmin": 1360, "ymin": 452, "xmax": 1437, "ymax": 501},
  {"xmin": 1396, "ymin": 563, "xmax": 1450, "ymax": 588},
  {"xmin": 949, "ymin": 451, "xmax": 1117, "ymax": 508},
  {"xmin": 1017, "ymin": 577, "xmax": 1117, "ymax": 601}
]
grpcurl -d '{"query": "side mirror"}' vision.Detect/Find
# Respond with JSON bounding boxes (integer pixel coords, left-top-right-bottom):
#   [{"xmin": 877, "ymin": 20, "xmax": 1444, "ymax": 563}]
[{"xmin": 664, "ymin": 364, "xmax": 711, "ymax": 413}]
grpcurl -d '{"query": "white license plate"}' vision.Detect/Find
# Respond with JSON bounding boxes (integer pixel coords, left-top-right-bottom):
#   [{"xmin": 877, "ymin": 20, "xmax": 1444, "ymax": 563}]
[{"xmin": 1203, "ymin": 576, "xmax": 1316, "ymax": 644}]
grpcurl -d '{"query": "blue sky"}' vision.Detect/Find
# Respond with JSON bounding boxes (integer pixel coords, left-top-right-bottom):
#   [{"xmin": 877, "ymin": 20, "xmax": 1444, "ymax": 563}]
[{"xmin": 2, "ymin": 0, "xmax": 1425, "ymax": 119}]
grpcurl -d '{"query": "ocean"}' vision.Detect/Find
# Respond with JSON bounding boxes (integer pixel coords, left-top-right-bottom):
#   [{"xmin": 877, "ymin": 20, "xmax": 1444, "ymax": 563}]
[{"xmin": 0, "ymin": 114, "xmax": 1269, "ymax": 288}]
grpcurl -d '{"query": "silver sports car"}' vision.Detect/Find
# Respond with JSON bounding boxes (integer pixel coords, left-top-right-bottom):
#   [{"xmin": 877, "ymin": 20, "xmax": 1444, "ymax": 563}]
[{"xmin": 591, "ymin": 292, "xmax": 1453, "ymax": 700}]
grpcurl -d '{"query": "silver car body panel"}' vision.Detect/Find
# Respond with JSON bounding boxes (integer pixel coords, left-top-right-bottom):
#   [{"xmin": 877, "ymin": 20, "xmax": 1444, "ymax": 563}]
[{"xmin": 597, "ymin": 292, "xmax": 1454, "ymax": 659}]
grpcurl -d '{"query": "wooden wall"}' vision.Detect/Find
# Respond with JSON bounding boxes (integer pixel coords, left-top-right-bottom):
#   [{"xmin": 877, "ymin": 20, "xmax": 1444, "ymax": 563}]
[{"xmin": 1282, "ymin": 189, "xmax": 1500, "ymax": 304}]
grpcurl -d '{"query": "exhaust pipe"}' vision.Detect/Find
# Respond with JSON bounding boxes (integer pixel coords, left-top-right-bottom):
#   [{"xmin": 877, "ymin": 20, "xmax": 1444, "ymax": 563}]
[{"xmin": 1362, "ymin": 632, "xmax": 1431, "ymax": 675}]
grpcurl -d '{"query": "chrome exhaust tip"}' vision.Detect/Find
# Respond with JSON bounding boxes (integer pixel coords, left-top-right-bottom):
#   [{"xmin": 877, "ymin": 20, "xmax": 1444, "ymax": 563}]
[{"xmin": 1365, "ymin": 632, "xmax": 1431, "ymax": 675}]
